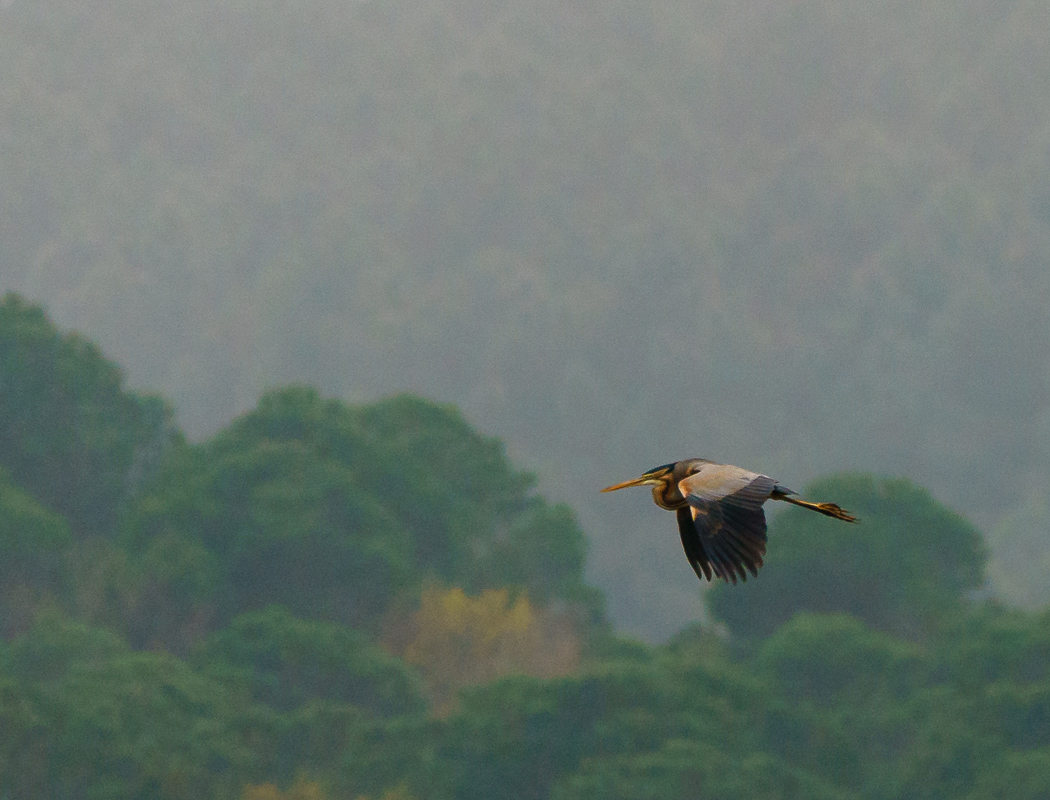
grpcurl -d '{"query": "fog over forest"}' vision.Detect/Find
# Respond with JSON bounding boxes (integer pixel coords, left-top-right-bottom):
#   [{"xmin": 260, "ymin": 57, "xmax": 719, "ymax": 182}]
[{"xmin": 2, "ymin": 0, "xmax": 1049, "ymax": 637}]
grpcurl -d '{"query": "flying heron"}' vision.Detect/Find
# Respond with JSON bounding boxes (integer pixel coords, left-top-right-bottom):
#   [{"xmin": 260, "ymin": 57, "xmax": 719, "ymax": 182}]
[{"xmin": 601, "ymin": 459, "xmax": 856, "ymax": 583}]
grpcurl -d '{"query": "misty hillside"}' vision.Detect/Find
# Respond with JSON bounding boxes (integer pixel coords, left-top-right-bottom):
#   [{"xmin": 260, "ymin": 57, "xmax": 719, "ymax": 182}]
[{"xmin": 1, "ymin": 0, "xmax": 1049, "ymax": 635}]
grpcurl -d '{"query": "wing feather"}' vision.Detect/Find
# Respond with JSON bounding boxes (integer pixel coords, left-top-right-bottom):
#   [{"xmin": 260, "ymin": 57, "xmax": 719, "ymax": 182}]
[
  {"xmin": 709, "ymin": 533, "xmax": 744, "ymax": 583},
  {"xmin": 678, "ymin": 470, "xmax": 774, "ymax": 584},
  {"xmin": 702, "ymin": 529, "xmax": 733, "ymax": 582},
  {"xmin": 676, "ymin": 507, "xmax": 712, "ymax": 581},
  {"xmin": 712, "ymin": 520, "xmax": 759, "ymax": 577}
]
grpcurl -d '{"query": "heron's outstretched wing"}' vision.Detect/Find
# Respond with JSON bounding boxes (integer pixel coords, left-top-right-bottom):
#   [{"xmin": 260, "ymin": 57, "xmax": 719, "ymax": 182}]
[
  {"xmin": 676, "ymin": 507, "xmax": 714, "ymax": 581},
  {"xmin": 675, "ymin": 466, "xmax": 774, "ymax": 583}
]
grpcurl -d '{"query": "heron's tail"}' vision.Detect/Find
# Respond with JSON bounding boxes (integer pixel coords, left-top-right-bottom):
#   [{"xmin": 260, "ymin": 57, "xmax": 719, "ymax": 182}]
[{"xmin": 772, "ymin": 492, "xmax": 857, "ymax": 523}]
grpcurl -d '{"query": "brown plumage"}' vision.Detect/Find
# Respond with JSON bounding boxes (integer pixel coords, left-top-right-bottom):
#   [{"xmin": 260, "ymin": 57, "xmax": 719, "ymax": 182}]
[{"xmin": 601, "ymin": 459, "xmax": 857, "ymax": 584}]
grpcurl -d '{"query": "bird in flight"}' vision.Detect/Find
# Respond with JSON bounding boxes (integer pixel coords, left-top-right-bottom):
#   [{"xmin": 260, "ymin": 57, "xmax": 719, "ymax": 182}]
[{"xmin": 601, "ymin": 459, "xmax": 856, "ymax": 583}]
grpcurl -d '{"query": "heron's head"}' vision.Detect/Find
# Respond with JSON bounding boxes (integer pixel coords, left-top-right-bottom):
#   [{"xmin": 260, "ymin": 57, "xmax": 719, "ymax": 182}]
[{"xmin": 600, "ymin": 463, "xmax": 676, "ymax": 493}]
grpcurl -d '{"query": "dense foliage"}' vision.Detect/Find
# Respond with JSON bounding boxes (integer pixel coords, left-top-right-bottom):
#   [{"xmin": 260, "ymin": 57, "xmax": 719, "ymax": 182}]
[
  {"xmin": 0, "ymin": 298, "xmax": 1049, "ymax": 799},
  {"xmin": 0, "ymin": 293, "xmax": 174, "ymax": 539}
]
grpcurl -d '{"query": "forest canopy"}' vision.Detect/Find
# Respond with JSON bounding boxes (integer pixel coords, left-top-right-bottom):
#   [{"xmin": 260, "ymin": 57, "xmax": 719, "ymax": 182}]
[{"xmin": 0, "ymin": 295, "xmax": 1049, "ymax": 799}]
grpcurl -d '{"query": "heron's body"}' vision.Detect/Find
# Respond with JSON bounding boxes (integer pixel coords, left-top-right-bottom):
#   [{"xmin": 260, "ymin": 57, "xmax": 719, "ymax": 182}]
[{"xmin": 602, "ymin": 458, "xmax": 856, "ymax": 584}]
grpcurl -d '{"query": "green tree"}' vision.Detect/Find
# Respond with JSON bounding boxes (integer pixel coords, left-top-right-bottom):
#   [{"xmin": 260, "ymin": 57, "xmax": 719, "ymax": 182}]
[
  {"xmin": 894, "ymin": 687, "xmax": 1002, "ymax": 800},
  {"xmin": 0, "ymin": 293, "xmax": 175, "ymax": 538},
  {"xmin": 755, "ymin": 614, "xmax": 927, "ymax": 798},
  {"xmin": 436, "ymin": 650, "xmax": 772, "ymax": 800},
  {"xmin": 194, "ymin": 606, "xmax": 424, "ymax": 718},
  {"xmin": 756, "ymin": 614, "xmax": 927, "ymax": 709},
  {"xmin": 123, "ymin": 388, "xmax": 413, "ymax": 639},
  {"xmin": 552, "ymin": 739, "xmax": 856, "ymax": 800},
  {"xmin": 193, "ymin": 606, "xmax": 427, "ymax": 789},
  {"xmin": 0, "ymin": 614, "xmax": 252, "ymax": 800},
  {"xmin": 357, "ymin": 395, "xmax": 601, "ymax": 614},
  {"xmin": 332, "ymin": 714, "xmax": 435, "ymax": 800},
  {"xmin": 966, "ymin": 749, "xmax": 1050, "ymax": 800},
  {"xmin": 0, "ymin": 468, "xmax": 71, "ymax": 637},
  {"xmin": 933, "ymin": 604, "xmax": 1050, "ymax": 691},
  {"xmin": 895, "ymin": 605, "xmax": 1050, "ymax": 800},
  {"xmin": 709, "ymin": 473, "xmax": 987, "ymax": 641},
  {"xmin": 0, "ymin": 674, "xmax": 41, "ymax": 798}
]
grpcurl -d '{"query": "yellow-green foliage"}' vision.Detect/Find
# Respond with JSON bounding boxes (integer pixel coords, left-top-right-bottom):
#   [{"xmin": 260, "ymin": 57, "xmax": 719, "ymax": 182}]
[
  {"xmin": 401, "ymin": 587, "xmax": 579, "ymax": 709},
  {"xmin": 353, "ymin": 784, "xmax": 418, "ymax": 800},
  {"xmin": 242, "ymin": 777, "xmax": 327, "ymax": 800}
]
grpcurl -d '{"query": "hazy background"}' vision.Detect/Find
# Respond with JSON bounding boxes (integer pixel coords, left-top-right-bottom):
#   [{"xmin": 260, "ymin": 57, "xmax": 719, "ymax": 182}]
[{"xmin": 2, "ymin": 0, "xmax": 1049, "ymax": 638}]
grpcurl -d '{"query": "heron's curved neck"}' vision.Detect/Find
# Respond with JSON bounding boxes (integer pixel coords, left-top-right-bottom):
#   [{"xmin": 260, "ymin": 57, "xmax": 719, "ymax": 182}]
[{"xmin": 652, "ymin": 481, "xmax": 685, "ymax": 510}]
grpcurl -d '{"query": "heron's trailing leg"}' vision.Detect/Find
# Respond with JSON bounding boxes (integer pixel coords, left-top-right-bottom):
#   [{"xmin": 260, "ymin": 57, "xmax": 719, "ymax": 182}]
[{"xmin": 771, "ymin": 491, "xmax": 858, "ymax": 523}]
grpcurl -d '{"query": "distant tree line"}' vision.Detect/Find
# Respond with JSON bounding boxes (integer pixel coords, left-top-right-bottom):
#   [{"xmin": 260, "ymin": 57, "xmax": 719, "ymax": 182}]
[
  {"xmin": 3, "ymin": 0, "xmax": 1050, "ymax": 635},
  {"xmin": 1, "ymin": 294, "xmax": 1048, "ymax": 800}
]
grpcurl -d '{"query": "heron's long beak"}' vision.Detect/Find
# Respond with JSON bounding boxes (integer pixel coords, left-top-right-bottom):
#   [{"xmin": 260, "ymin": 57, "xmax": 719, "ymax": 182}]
[{"xmin": 600, "ymin": 475, "xmax": 652, "ymax": 493}]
